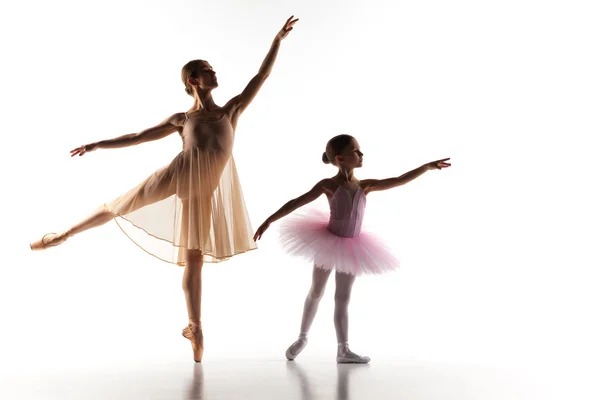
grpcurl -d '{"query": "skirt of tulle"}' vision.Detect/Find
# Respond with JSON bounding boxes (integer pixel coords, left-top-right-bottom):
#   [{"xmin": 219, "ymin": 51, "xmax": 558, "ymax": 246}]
[
  {"xmin": 104, "ymin": 147, "xmax": 257, "ymax": 266},
  {"xmin": 278, "ymin": 208, "xmax": 399, "ymax": 276}
]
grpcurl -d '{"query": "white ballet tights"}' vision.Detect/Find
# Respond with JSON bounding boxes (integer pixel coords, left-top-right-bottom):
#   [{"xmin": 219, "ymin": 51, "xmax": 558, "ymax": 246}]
[{"xmin": 286, "ymin": 265, "xmax": 370, "ymax": 363}]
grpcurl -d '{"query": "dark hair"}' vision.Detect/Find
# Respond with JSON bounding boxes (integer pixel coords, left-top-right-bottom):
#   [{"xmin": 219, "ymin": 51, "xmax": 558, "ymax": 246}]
[
  {"xmin": 322, "ymin": 134, "xmax": 355, "ymax": 165},
  {"xmin": 181, "ymin": 60, "xmax": 208, "ymax": 97}
]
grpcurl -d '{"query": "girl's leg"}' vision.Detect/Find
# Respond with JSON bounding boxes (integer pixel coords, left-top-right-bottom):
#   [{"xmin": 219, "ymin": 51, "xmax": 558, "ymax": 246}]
[
  {"xmin": 285, "ymin": 265, "xmax": 332, "ymax": 360},
  {"xmin": 182, "ymin": 249, "xmax": 204, "ymax": 362},
  {"xmin": 333, "ymin": 271, "xmax": 356, "ymax": 344},
  {"xmin": 334, "ymin": 271, "xmax": 370, "ymax": 363}
]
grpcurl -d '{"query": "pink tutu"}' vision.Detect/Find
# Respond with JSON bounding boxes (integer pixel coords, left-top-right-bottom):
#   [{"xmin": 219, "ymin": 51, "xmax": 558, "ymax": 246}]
[{"xmin": 278, "ymin": 207, "xmax": 399, "ymax": 276}]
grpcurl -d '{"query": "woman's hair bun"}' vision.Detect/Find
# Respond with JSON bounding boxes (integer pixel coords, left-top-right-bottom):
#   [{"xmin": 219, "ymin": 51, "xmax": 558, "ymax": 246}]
[{"xmin": 322, "ymin": 152, "xmax": 330, "ymax": 164}]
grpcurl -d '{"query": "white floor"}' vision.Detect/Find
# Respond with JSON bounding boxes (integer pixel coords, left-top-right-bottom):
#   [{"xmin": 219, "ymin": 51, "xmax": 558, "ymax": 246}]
[
  {"xmin": 3, "ymin": 241, "xmax": 600, "ymax": 400},
  {"xmin": 2, "ymin": 356, "xmax": 598, "ymax": 400}
]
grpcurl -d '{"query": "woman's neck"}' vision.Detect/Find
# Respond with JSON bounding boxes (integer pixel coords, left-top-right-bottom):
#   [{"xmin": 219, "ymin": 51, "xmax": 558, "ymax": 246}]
[{"xmin": 191, "ymin": 90, "xmax": 217, "ymax": 111}]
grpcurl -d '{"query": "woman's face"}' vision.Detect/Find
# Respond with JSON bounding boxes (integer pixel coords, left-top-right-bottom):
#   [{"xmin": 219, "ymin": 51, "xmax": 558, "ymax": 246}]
[{"xmin": 191, "ymin": 61, "xmax": 218, "ymax": 90}]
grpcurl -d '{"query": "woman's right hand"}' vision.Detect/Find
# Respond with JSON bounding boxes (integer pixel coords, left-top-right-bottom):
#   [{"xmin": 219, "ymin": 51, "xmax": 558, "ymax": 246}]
[
  {"xmin": 70, "ymin": 142, "xmax": 98, "ymax": 157},
  {"xmin": 424, "ymin": 158, "xmax": 451, "ymax": 170},
  {"xmin": 253, "ymin": 220, "xmax": 271, "ymax": 242}
]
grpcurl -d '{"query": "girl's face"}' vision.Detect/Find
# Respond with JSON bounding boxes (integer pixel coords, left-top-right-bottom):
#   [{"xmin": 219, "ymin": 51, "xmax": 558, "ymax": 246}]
[{"xmin": 336, "ymin": 138, "xmax": 363, "ymax": 168}]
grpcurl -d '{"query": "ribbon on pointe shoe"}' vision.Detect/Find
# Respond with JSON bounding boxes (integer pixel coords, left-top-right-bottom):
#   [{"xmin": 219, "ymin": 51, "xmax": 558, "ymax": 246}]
[
  {"xmin": 182, "ymin": 325, "xmax": 204, "ymax": 362},
  {"xmin": 285, "ymin": 337, "xmax": 308, "ymax": 361},
  {"xmin": 30, "ymin": 233, "xmax": 68, "ymax": 251}
]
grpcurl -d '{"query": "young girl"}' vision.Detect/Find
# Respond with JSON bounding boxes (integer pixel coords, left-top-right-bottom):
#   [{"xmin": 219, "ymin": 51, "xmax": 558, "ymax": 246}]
[
  {"xmin": 253, "ymin": 134, "xmax": 450, "ymax": 363},
  {"xmin": 29, "ymin": 16, "xmax": 299, "ymax": 362}
]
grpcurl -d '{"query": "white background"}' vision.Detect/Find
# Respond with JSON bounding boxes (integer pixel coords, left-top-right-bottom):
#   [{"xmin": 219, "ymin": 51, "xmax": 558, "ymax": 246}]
[{"xmin": 1, "ymin": 0, "xmax": 599, "ymax": 394}]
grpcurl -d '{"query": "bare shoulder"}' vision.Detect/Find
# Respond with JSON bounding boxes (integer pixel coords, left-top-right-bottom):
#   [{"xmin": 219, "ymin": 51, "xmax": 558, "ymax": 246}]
[
  {"xmin": 359, "ymin": 179, "xmax": 377, "ymax": 195},
  {"xmin": 166, "ymin": 112, "xmax": 187, "ymax": 127},
  {"xmin": 295, "ymin": 178, "xmax": 330, "ymax": 203},
  {"xmin": 222, "ymin": 96, "xmax": 242, "ymax": 123},
  {"xmin": 223, "ymin": 95, "xmax": 241, "ymax": 110},
  {"xmin": 318, "ymin": 178, "xmax": 339, "ymax": 197}
]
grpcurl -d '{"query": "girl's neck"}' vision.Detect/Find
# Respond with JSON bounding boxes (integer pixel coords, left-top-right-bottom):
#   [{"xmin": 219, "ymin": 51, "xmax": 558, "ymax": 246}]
[{"xmin": 335, "ymin": 168, "xmax": 356, "ymax": 184}]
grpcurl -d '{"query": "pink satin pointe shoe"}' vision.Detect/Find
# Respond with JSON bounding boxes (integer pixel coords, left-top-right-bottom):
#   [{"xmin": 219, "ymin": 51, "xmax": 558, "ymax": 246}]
[
  {"xmin": 182, "ymin": 324, "xmax": 204, "ymax": 362},
  {"xmin": 30, "ymin": 232, "xmax": 69, "ymax": 251}
]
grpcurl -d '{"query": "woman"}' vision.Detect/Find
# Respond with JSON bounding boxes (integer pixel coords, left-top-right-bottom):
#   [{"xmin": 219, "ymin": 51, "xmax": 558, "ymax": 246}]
[{"xmin": 30, "ymin": 16, "xmax": 299, "ymax": 362}]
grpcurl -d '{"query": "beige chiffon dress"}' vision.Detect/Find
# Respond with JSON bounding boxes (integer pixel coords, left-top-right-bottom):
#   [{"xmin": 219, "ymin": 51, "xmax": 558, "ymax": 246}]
[{"xmin": 104, "ymin": 112, "xmax": 256, "ymax": 265}]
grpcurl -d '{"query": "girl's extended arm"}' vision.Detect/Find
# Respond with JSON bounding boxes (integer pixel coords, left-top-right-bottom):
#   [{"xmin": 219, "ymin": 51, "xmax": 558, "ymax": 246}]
[
  {"xmin": 362, "ymin": 158, "xmax": 451, "ymax": 194},
  {"xmin": 254, "ymin": 179, "xmax": 326, "ymax": 241}
]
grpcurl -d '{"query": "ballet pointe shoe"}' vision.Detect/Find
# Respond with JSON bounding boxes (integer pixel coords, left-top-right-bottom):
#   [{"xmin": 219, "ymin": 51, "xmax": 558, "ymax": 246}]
[
  {"xmin": 182, "ymin": 324, "xmax": 204, "ymax": 362},
  {"xmin": 30, "ymin": 232, "xmax": 69, "ymax": 251},
  {"xmin": 285, "ymin": 337, "xmax": 308, "ymax": 361},
  {"xmin": 336, "ymin": 343, "xmax": 370, "ymax": 364}
]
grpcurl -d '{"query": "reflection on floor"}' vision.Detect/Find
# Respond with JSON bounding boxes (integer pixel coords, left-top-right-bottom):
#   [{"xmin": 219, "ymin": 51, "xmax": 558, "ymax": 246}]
[{"xmin": 1, "ymin": 358, "xmax": 595, "ymax": 400}]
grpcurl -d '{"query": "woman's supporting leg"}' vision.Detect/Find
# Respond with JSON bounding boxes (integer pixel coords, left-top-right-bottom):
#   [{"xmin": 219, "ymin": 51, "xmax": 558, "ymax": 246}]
[{"xmin": 182, "ymin": 249, "xmax": 204, "ymax": 362}]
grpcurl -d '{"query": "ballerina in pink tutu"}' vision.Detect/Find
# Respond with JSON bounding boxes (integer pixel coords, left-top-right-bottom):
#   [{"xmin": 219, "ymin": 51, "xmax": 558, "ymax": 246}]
[{"xmin": 253, "ymin": 134, "xmax": 450, "ymax": 363}]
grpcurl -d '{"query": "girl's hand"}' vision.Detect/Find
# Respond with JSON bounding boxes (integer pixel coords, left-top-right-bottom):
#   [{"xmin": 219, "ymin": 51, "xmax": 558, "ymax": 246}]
[
  {"xmin": 424, "ymin": 158, "xmax": 451, "ymax": 170},
  {"xmin": 253, "ymin": 220, "xmax": 271, "ymax": 242},
  {"xmin": 276, "ymin": 16, "xmax": 299, "ymax": 41},
  {"xmin": 70, "ymin": 142, "xmax": 99, "ymax": 157}
]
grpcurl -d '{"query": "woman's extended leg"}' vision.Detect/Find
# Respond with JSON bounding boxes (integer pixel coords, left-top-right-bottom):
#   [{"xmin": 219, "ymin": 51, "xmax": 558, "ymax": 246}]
[
  {"xmin": 30, "ymin": 206, "xmax": 115, "ymax": 250},
  {"xmin": 30, "ymin": 166, "xmax": 177, "ymax": 250}
]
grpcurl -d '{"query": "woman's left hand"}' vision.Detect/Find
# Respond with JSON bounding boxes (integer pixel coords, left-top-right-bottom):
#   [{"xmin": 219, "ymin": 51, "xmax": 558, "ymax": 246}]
[{"xmin": 276, "ymin": 15, "xmax": 299, "ymax": 41}]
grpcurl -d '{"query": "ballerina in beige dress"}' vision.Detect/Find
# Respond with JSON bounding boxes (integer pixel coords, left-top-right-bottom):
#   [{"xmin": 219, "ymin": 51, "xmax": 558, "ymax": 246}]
[{"xmin": 29, "ymin": 16, "xmax": 299, "ymax": 362}]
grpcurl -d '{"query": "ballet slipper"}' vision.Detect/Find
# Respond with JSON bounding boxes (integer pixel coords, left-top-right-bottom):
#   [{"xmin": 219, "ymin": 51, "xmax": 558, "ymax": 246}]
[
  {"xmin": 30, "ymin": 233, "xmax": 69, "ymax": 251},
  {"xmin": 336, "ymin": 353, "xmax": 371, "ymax": 364},
  {"xmin": 285, "ymin": 337, "xmax": 308, "ymax": 361},
  {"xmin": 336, "ymin": 343, "xmax": 370, "ymax": 364},
  {"xmin": 182, "ymin": 324, "xmax": 204, "ymax": 362}
]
